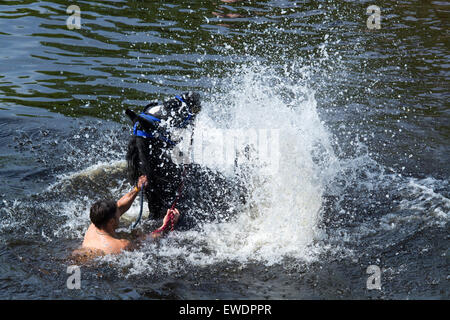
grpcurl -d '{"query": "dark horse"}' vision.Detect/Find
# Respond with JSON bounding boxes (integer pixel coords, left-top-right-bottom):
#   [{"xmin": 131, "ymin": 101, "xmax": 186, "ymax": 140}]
[{"xmin": 125, "ymin": 92, "xmax": 246, "ymax": 229}]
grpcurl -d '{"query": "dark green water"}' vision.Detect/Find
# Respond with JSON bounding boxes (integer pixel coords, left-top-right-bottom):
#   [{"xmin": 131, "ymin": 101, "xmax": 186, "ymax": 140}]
[{"xmin": 0, "ymin": 0, "xmax": 448, "ymax": 299}]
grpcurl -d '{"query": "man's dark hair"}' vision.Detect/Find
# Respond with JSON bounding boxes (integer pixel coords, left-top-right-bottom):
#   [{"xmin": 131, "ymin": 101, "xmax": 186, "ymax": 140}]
[{"xmin": 90, "ymin": 200, "xmax": 117, "ymax": 229}]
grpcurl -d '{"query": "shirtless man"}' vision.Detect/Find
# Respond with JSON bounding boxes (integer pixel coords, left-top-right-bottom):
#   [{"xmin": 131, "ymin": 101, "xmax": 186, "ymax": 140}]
[{"xmin": 78, "ymin": 175, "xmax": 180, "ymax": 256}]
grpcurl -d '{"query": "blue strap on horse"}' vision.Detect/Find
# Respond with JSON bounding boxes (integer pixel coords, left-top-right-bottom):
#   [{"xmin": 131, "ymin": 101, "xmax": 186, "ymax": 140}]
[
  {"xmin": 132, "ymin": 94, "xmax": 194, "ymax": 142},
  {"xmin": 133, "ymin": 113, "xmax": 176, "ymax": 145}
]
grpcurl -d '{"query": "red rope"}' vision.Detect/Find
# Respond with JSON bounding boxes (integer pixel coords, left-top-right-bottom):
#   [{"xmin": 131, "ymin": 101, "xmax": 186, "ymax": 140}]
[
  {"xmin": 170, "ymin": 164, "xmax": 188, "ymax": 210},
  {"xmin": 152, "ymin": 211, "xmax": 175, "ymax": 234}
]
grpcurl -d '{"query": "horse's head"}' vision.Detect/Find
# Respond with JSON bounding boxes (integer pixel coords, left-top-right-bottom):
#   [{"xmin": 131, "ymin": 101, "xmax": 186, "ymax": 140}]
[
  {"xmin": 145, "ymin": 91, "xmax": 201, "ymax": 128},
  {"xmin": 125, "ymin": 92, "xmax": 201, "ymax": 185}
]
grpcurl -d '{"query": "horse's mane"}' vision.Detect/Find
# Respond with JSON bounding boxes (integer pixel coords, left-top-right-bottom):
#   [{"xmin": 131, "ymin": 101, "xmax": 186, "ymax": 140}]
[{"xmin": 126, "ymin": 135, "xmax": 151, "ymax": 185}]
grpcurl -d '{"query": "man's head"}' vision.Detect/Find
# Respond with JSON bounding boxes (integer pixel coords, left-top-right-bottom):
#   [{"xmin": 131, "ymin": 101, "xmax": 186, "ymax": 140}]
[{"xmin": 90, "ymin": 200, "xmax": 119, "ymax": 230}]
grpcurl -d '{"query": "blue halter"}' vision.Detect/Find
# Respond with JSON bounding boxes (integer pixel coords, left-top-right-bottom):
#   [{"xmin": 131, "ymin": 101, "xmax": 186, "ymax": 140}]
[{"xmin": 133, "ymin": 113, "xmax": 175, "ymax": 145}]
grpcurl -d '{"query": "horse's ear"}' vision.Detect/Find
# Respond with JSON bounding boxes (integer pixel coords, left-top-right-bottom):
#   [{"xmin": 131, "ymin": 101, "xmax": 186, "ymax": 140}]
[
  {"xmin": 125, "ymin": 109, "xmax": 138, "ymax": 123},
  {"xmin": 126, "ymin": 109, "xmax": 158, "ymax": 131}
]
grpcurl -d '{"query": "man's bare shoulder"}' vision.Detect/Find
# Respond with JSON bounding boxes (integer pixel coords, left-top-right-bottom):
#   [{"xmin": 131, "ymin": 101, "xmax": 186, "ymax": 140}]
[
  {"xmin": 100, "ymin": 238, "xmax": 132, "ymax": 254},
  {"xmin": 119, "ymin": 238, "xmax": 131, "ymax": 245},
  {"xmin": 69, "ymin": 247, "xmax": 105, "ymax": 264},
  {"xmin": 118, "ymin": 238, "xmax": 133, "ymax": 250}
]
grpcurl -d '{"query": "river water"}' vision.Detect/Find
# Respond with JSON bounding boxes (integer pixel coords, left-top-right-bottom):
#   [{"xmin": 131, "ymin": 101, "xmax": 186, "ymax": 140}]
[{"xmin": 0, "ymin": 0, "xmax": 448, "ymax": 299}]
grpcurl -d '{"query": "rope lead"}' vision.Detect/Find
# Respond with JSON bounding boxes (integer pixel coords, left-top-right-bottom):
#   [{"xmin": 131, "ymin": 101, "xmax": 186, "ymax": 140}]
[{"xmin": 132, "ymin": 186, "xmax": 145, "ymax": 229}]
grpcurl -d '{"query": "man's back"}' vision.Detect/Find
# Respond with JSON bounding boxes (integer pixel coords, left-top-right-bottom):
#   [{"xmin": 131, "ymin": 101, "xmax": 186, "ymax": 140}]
[{"xmin": 82, "ymin": 223, "xmax": 130, "ymax": 255}]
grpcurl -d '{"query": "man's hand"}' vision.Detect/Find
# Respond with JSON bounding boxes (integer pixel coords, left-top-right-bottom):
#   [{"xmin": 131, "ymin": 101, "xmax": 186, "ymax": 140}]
[
  {"xmin": 162, "ymin": 208, "xmax": 180, "ymax": 228},
  {"xmin": 150, "ymin": 208, "xmax": 181, "ymax": 240},
  {"xmin": 137, "ymin": 175, "xmax": 148, "ymax": 190}
]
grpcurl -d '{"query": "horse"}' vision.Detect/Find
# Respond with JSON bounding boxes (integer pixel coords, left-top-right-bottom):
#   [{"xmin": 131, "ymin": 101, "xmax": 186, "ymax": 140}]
[{"xmin": 125, "ymin": 92, "xmax": 246, "ymax": 229}]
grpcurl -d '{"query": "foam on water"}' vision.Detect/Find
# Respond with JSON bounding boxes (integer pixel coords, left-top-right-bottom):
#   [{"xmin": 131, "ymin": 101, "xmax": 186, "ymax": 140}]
[
  {"xmin": 382, "ymin": 177, "xmax": 449, "ymax": 229},
  {"xmin": 186, "ymin": 64, "xmax": 339, "ymax": 264}
]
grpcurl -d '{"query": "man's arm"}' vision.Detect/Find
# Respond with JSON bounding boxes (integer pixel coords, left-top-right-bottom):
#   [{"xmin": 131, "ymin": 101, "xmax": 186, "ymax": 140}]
[
  {"xmin": 116, "ymin": 187, "xmax": 139, "ymax": 216},
  {"xmin": 116, "ymin": 175, "xmax": 147, "ymax": 216}
]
